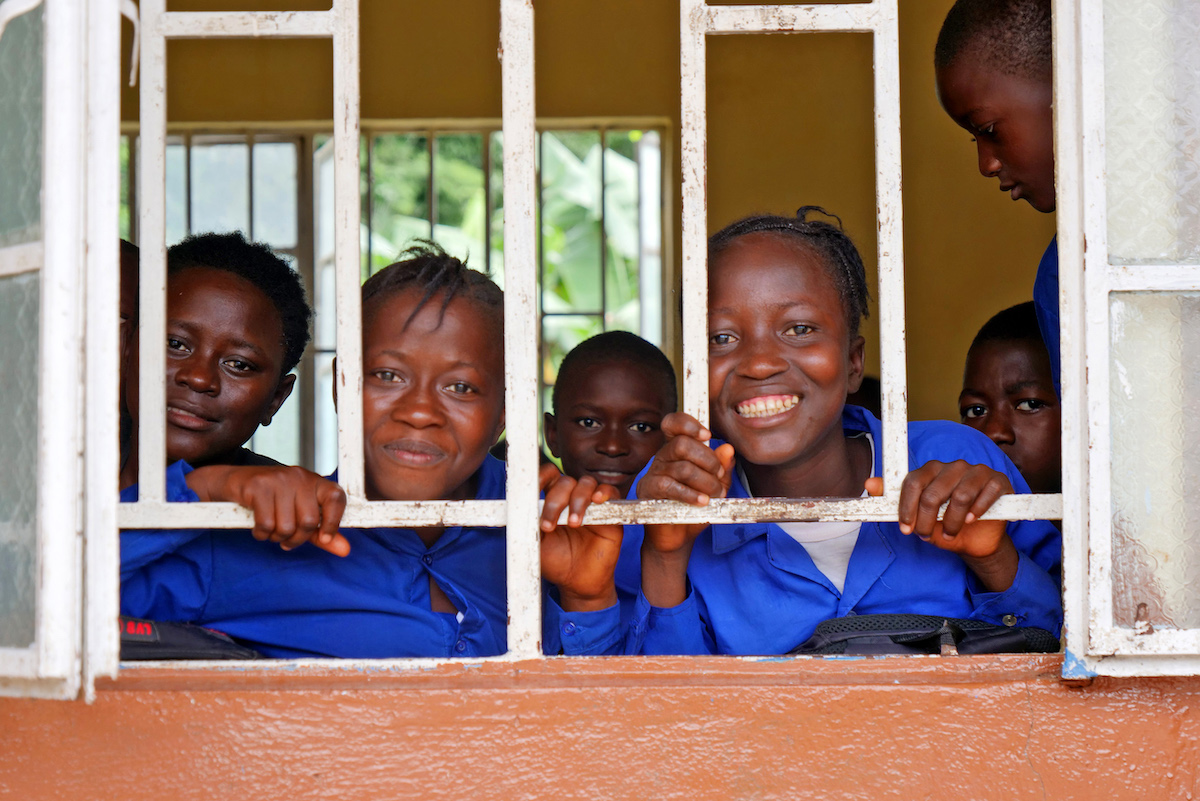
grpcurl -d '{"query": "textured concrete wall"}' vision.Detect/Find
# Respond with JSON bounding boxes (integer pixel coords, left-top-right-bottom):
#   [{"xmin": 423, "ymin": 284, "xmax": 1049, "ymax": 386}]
[{"xmin": 4, "ymin": 656, "xmax": 1198, "ymax": 799}]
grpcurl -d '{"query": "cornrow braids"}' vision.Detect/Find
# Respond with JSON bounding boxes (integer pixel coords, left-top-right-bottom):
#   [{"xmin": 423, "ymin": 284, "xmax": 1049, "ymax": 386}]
[
  {"xmin": 934, "ymin": 0, "xmax": 1052, "ymax": 80},
  {"xmin": 709, "ymin": 206, "xmax": 871, "ymax": 337},
  {"xmin": 362, "ymin": 240, "xmax": 504, "ymax": 334}
]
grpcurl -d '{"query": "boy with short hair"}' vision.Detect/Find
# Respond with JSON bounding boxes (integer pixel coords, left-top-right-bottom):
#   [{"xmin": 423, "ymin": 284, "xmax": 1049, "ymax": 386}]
[
  {"xmin": 121, "ymin": 243, "xmax": 626, "ymax": 658},
  {"xmin": 544, "ymin": 330, "xmax": 677, "ymax": 499},
  {"xmin": 120, "ymin": 231, "xmax": 311, "ymax": 490},
  {"xmin": 934, "ymin": 0, "xmax": 1061, "ymax": 393},
  {"xmin": 959, "ymin": 302, "xmax": 1061, "ymax": 494}
]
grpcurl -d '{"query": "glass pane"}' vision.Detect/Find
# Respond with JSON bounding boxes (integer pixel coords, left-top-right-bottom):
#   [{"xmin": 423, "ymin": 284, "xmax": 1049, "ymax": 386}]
[
  {"xmin": 541, "ymin": 131, "xmax": 602, "ymax": 316},
  {"xmin": 190, "ymin": 140, "xmax": 250, "ymax": 237},
  {"xmin": 0, "ymin": 7, "xmax": 43, "ymax": 247},
  {"xmin": 603, "ymin": 131, "xmax": 643, "ymax": 335},
  {"xmin": 119, "ymin": 136, "xmax": 131, "ymax": 240},
  {"xmin": 314, "ymin": 135, "xmax": 335, "ymax": 262},
  {"xmin": 313, "ymin": 352, "xmax": 337, "ymax": 476},
  {"xmin": 1110, "ymin": 292, "xmax": 1200, "ymax": 630},
  {"xmin": 165, "ymin": 137, "xmax": 188, "ymax": 245},
  {"xmin": 542, "ymin": 314, "xmax": 605, "ymax": 387},
  {"xmin": 433, "ymin": 133, "xmax": 486, "ymax": 267},
  {"xmin": 488, "ymin": 131, "xmax": 505, "ymax": 290},
  {"xmin": 369, "ymin": 133, "xmax": 429, "ymax": 275},
  {"xmin": 1104, "ymin": 0, "xmax": 1200, "ymax": 264},
  {"xmin": 252, "ymin": 141, "xmax": 298, "ymax": 248},
  {"xmin": 0, "ymin": 271, "xmax": 40, "ymax": 648}
]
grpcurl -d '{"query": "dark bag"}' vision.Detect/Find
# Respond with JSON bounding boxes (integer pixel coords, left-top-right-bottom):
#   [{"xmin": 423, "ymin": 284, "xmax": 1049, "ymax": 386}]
[
  {"xmin": 119, "ymin": 616, "xmax": 263, "ymax": 660},
  {"xmin": 788, "ymin": 613, "xmax": 1060, "ymax": 656}
]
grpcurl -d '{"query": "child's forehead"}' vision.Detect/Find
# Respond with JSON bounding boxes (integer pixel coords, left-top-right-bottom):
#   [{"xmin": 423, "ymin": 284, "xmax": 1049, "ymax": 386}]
[{"xmin": 560, "ymin": 356, "xmax": 672, "ymax": 405}]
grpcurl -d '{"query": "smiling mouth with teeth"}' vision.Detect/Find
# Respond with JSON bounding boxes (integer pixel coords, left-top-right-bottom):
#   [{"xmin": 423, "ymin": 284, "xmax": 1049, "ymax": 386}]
[{"xmin": 735, "ymin": 395, "xmax": 799, "ymax": 418}]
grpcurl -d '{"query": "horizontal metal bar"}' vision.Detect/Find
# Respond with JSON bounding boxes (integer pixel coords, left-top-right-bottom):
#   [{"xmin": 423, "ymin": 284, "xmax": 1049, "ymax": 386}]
[
  {"xmin": 1089, "ymin": 627, "xmax": 1200, "ymax": 658},
  {"xmin": 1108, "ymin": 263, "xmax": 1200, "ymax": 292},
  {"xmin": 702, "ymin": 3, "xmax": 883, "ymax": 35},
  {"xmin": 120, "ymin": 493, "xmax": 1062, "ymax": 530},
  {"xmin": 121, "ymin": 116, "xmax": 675, "ymax": 137},
  {"xmin": 157, "ymin": 11, "xmax": 333, "ymax": 39},
  {"xmin": 0, "ymin": 241, "xmax": 42, "ymax": 277}
]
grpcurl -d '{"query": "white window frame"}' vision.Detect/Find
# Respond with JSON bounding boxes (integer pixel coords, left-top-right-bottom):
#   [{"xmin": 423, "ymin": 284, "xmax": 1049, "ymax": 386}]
[{"xmin": 1056, "ymin": 0, "xmax": 1200, "ymax": 677}]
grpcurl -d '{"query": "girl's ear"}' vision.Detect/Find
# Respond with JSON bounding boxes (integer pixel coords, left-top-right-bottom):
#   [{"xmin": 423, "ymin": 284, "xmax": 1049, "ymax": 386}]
[
  {"xmin": 260, "ymin": 372, "xmax": 297, "ymax": 426},
  {"xmin": 846, "ymin": 335, "xmax": 866, "ymax": 394}
]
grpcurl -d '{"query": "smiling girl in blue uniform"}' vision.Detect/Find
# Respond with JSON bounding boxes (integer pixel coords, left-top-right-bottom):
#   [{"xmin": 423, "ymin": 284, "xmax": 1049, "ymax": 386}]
[
  {"xmin": 121, "ymin": 244, "xmax": 626, "ymax": 658},
  {"xmin": 628, "ymin": 209, "xmax": 1062, "ymax": 655}
]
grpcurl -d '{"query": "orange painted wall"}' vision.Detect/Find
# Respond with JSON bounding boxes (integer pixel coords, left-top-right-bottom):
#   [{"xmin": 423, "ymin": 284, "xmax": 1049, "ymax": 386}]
[{"xmin": 3, "ymin": 656, "xmax": 1199, "ymax": 799}]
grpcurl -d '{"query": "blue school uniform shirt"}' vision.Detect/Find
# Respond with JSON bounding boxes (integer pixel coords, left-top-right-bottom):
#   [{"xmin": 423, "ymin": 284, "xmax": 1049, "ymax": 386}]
[
  {"xmin": 621, "ymin": 406, "xmax": 1063, "ymax": 656},
  {"xmin": 1033, "ymin": 236, "xmax": 1061, "ymax": 396},
  {"xmin": 120, "ymin": 456, "xmax": 622, "ymax": 658}
]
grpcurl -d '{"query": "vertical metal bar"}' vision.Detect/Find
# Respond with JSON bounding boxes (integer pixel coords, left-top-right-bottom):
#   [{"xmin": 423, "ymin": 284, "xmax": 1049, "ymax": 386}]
[
  {"xmin": 500, "ymin": 0, "xmax": 543, "ymax": 658},
  {"xmin": 39, "ymin": 0, "xmax": 88, "ymax": 693},
  {"xmin": 872, "ymin": 0, "xmax": 908, "ymax": 495},
  {"xmin": 332, "ymin": 0, "xmax": 364, "ymax": 498},
  {"xmin": 85, "ymin": 0, "xmax": 124, "ymax": 695},
  {"xmin": 136, "ymin": 0, "xmax": 167, "ymax": 502},
  {"xmin": 679, "ymin": 0, "xmax": 709, "ymax": 426}
]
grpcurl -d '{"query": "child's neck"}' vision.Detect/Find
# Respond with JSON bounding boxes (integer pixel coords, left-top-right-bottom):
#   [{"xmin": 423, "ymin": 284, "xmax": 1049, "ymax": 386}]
[{"xmin": 739, "ymin": 433, "xmax": 872, "ymax": 500}]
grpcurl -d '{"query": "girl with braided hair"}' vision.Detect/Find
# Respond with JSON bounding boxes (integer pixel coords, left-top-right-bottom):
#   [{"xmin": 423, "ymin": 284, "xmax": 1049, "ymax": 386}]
[{"xmin": 625, "ymin": 207, "xmax": 1062, "ymax": 655}]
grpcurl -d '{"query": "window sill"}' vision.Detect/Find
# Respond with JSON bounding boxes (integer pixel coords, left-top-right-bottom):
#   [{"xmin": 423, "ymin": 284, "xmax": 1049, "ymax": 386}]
[{"xmin": 101, "ymin": 652, "xmax": 1066, "ymax": 693}]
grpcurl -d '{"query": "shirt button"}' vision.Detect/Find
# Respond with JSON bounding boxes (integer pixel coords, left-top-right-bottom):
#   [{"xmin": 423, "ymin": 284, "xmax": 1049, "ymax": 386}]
[
  {"xmin": 1002, "ymin": 614, "xmax": 1019, "ymax": 627},
  {"xmin": 562, "ymin": 622, "xmax": 578, "ymax": 636},
  {"xmin": 422, "ymin": 554, "xmax": 433, "ymax": 566},
  {"xmin": 454, "ymin": 639, "xmax": 467, "ymax": 653}
]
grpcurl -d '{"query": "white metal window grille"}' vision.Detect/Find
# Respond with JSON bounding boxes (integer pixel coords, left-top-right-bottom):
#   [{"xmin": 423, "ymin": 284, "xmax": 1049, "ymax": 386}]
[
  {"xmin": 1059, "ymin": 0, "xmax": 1200, "ymax": 677},
  {"xmin": 0, "ymin": 0, "xmax": 120, "ymax": 700}
]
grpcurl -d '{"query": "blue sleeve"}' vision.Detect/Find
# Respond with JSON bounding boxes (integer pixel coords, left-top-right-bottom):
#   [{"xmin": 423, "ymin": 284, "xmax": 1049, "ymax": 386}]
[
  {"xmin": 119, "ymin": 460, "xmax": 215, "ymax": 621},
  {"xmin": 631, "ymin": 588, "xmax": 717, "ymax": 655},
  {"xmin": 542, "ymin": 593, "xmax": 628, "ymax": 655},
  {"xmin": 1033, "ymin": 236, "xmax": 1061, "ymax": 396},
  {"xmin": 964, "ymin": 549, "xmax": 1063, "ymax": 635}
]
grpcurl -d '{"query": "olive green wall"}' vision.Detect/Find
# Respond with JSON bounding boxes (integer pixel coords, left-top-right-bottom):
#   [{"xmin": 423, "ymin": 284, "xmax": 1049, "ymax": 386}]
[{"xmin": 122, "ymin": 0, "xmax": 1056, "ymax": 421}]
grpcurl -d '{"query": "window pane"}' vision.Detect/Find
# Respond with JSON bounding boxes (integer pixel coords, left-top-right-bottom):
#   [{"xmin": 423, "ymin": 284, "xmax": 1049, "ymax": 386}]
[
  {"xmin": 0, "ymin": 7, "xmax": 43, "ymax": 247},
  {"xmin": 541, "ymin": 131, "xmax": 602, "ymax": 316},
  {"xmin": 489, "ymin": 131, "xmax": 505, "ymax": 290},
  {"xmin": 542, "ymin": 313, "xmax": 605, "ymax": 387},
  {"xmin": 0, "ymin": 271, "xmax": 40, "ymax": 648},
  {"xmin": 1104, "ymin": 0, "xmax": 1200, "ymax": 264},
  {"xmin": 1110, "ymin": 292, "xmax": 1200, "ymax": 629},
  {"xmin": 165, "ymin": 137, "xmax": 188, "ymax": 245},
  {"xmin": 314, "ymin": 352, "xmax": 337, "ymax": 476},
  {"xmin": 370, "ymin": 133, "xmax": 429, "ymax": 275},
  {"xmin": 248, "ymin": 367, "xmax": 302, "ymax": 468},
  {"xmin": 190, "ymin": 140, "xmax": 250, "ymax": 237},
  {"xmin": 433, "ymin": 133, "xmax": 486, "ymax": 266},
  {"xmin": 252, "ymin": 141, "xmax": 298, "ymax": 248},
  {"xmin": 603, "ymin": 131, "xmax": 644, "ymax": 335},
  {"xmin": 119, "ymin": 136, "xmax": 131, "ymax": 240}
]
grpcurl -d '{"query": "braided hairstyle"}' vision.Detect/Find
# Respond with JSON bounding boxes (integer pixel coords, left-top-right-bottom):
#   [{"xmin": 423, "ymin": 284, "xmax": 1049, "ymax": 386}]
[
  {"xmin": 168, "ymin": 231, "xmax": 312, "ymax": 375},
  {"xmin": 708, "ymin": 206, "xmax": 871, "ymax": 338},
  {"xmin": 362, "ymin": 240, "xmax": 504, "ymax": 336},
  {"xmin": 934, "ymin": 0, "xmax": 1052, "ymax": 80}
]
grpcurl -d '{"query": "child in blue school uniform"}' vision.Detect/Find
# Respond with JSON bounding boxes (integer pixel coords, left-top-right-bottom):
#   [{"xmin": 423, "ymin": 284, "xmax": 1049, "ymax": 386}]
[
  {"xmin": 121, "ymin": 243, "xmax": 626, "ymax": 659},
  {"xmin": 627, "ymin": 208, "xmax": 1063, "ymax": 655},
  {"xmin": 959, "ymin": 302, "xmax": 1061, "ymax": 495},
  {"xmin": 119, "ymin": 232, "xmax": 311, "ymax": 490},
  {"xmin": 934, "ymin": 0, "xmax": 1060, "ymax": 394}
]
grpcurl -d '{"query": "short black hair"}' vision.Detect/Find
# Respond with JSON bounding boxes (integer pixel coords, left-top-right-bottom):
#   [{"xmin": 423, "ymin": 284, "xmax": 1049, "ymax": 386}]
[
  {"xmin": 552, "ymin": 331, "xmax": 677, "ymax": 415},
  {"xmin": 970, "ymin": 301, "xmax": 1046, "ymax": 349},
  {"xmin": 167, "ymin": 231, "xmax": 312, "ymax": 375},
  {"xmin": 362, "ymin": 240, "xmax": 503, "ymax": 336},
  {"xmin": 709, "ymin": 206, "xmax": 871, "ymax": 338},
  {"xmin": 934, "ymin": 0, "xmax": 1052, "ymax": 80}
]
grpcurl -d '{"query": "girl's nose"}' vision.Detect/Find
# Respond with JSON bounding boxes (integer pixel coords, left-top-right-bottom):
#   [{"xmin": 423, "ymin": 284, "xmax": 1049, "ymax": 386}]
[
  {"xmin": 392, "ymin": 386, "xmax": 444, "ymax": 428},
  {"xmin": 983, "ymin": 408, "xmax": 1015, "ymax": 446},
  {"xmin": 976, "ymin": 141, "xmax": 1002, "ymax": 178},
  {"xmin": 173, "ymin": 356, "xmax": 219, "ymax": 394},
  {"xmin": 737, "ymin": 337, "xmax": 788, "ymax": 380},
  {"xmin": 597, "ymin": 427, "xmax": 630, "ymax": 457}
]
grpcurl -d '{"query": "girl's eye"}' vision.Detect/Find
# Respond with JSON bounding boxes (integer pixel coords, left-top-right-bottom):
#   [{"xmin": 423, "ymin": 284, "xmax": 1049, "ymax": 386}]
[
  {"xmin": 224, "ymin": 358, "xmax": 255, "ymax": 373},
  {"xmin": 575, "ymin": 417, "xmax": 600, "ymax": 430},
  {"xmin": 1016, "ymin": 399, "xmax": 1047, "ymax": 412},
  {"xmin": 710, "ymin": 333, "xmax": 734, "ymax": 347},
  {"xmin": 372, "ymin": 369, "xmax": 400, "ymax": 382},
  {"xmin": 961, "ymin": 404, "xmax": 987, "ymax": 420},
  {"xmin": 448, "ymin": 381, "xmax": 476, "ymax": 395},
  {"xmin": 785, "ymin": 324, "xmax": 812, "ymax": 337},
  {"xmin": 167, "ymin": 337, "xmax": 187, "ymax": 352},
  {"xmin": 630, "ymin": 421, "xmax": 657, "ymax": 434}
]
